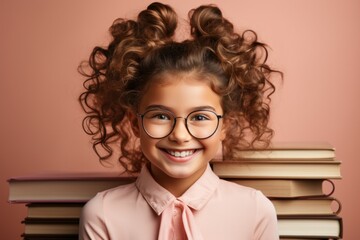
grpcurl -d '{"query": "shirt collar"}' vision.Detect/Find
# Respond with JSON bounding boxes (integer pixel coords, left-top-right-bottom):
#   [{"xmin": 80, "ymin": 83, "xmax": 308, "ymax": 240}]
[{"xmin": 135, "ymin": 164, "xmax": 219, "ymax": 215}]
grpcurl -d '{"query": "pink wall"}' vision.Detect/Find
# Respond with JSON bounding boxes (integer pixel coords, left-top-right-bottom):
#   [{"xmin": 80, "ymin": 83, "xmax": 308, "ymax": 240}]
[{"xmin": 1, "ymin": 0, "xmax": 359, "ymax": 238}]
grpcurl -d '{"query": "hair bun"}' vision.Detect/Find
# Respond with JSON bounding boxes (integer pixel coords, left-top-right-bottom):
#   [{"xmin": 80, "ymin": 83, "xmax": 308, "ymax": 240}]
[
  {"xmin": 189, "ymin": 5, "xmax": 233, "ymax": 39},
  {"xmin": 137, "ymin": 2, "xmax": 177, "ymax": 43}
]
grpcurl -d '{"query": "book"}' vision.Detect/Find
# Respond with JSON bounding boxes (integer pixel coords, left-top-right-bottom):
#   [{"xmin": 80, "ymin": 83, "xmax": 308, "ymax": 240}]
[
  {"xmin": 280, "ymin": 237, "xmax": 332, "ymax": 240},
  {"xmin": 278, "ymin": 215, "xmax": 343, "ymax": 239},
  {"xmin": 271, "ymin": 197, "xmax": 341, "ymax": 216},
  {"xmin": 233, "ymin": 142, "xmax": 335, "ymax": 160},
  {"xmin": 27, "ymin": 203, "xmax": 84, "ymax": 219},
  {"xmin": 8, "ymin": 141, "xmax": 342, "ymax": 240},
  {"xmin": 8, "ymin": 173, "xmax": 136, "ymax": 203},
  {"xmin": 22, "ymin": 216, "xmax": 342, "ymax": 238},
  {"xmin": 22, "ymin": 218, "xmax": 79, "ymax": 235},
  {"xmin": 227, "ymin": 179, "xmax": 331, "ymax": 198},
  {"xmin": 211, "ymin": 160, "xmax": 342, "ymax": 179},
  {"xmin": 22, "ymin": 234, "xmax": 78, "ymax": 240}
]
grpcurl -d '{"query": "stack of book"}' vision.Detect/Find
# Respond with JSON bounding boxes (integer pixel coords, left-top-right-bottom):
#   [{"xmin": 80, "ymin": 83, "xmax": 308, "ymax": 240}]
[
  {"xmin": 8, "ymin": 173, "xmax": 136, "ymax": 239},
  {"xmin": 211, "ymin": 142, "xmax": 343, "ymax": 239},
  {"xmin": 8, "ymin": 142, "xmax": 342, "ymax": 239}
]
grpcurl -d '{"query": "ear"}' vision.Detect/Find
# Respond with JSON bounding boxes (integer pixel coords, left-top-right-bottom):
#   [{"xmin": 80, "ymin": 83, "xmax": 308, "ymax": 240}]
[{"xmin": 127, "ymin": 110, "xmax": 140, "ymax": 138}]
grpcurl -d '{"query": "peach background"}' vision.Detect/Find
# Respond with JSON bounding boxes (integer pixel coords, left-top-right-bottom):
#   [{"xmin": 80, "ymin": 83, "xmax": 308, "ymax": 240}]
[{"xmin": 1, "ymin": 0, "xmax": 359, "ymax": 238}]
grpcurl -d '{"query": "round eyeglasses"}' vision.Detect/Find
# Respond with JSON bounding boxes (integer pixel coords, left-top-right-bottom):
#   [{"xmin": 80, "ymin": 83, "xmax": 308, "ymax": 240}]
[{"xmin": 137, "ymin": 109, "xmax": 223, "ymax": 139}]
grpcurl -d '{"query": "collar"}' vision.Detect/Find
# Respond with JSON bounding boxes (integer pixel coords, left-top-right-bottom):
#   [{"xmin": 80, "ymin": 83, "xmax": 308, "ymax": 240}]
[{"xmin": 135, "ymin": 164, "xmax": 219, "ymax": 215}]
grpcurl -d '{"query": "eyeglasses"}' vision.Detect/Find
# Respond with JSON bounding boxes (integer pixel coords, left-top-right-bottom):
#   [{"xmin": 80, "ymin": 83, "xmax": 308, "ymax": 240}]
[{"xmin": 137, "ymin": 109, "xmax": 223, "ymax": 139}]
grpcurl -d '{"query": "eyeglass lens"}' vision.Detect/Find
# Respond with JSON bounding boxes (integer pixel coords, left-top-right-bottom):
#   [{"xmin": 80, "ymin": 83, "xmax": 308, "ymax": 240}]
[{"xmin": 141, "ymin": 110, "xmax": 221, "ymax": 139}]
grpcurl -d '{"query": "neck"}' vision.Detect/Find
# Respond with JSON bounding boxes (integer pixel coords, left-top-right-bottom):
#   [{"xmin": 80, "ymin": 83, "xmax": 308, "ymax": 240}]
[{"xmin": 149, "ymin": 164, "xmax": 207, "ymax": 198}]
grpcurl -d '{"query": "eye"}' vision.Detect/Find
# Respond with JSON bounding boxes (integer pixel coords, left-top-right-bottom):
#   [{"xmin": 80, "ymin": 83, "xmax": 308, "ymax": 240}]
[
  {"xmin": 144, "ymin": 110, "xmax": 172, "ymax": 121},
  {"xmin": 191, "ymin": 113, "xmax": 210, "ymax": 121},
  {"xmin": 154, "ymin": 113, "xmax": 170, "ymax": 120}
]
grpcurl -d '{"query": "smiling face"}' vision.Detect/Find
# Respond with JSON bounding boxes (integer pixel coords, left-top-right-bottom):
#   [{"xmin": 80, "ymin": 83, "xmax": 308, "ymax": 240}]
[{"xmin": 135, "ymin": 71, "xmax": 225, "ymax": 193}]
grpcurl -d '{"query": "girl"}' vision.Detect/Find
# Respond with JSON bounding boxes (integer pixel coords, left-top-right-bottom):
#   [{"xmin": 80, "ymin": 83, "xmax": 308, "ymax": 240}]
[{"xmin": 78, "ymin": 2, "xmax": 281, "ymax": 239}]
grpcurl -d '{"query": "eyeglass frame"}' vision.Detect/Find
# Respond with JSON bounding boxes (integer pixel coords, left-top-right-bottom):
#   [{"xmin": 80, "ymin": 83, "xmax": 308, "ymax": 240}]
[{"xmin": 137, "ymin": 109, "xmax": 223, "ymax": 140}]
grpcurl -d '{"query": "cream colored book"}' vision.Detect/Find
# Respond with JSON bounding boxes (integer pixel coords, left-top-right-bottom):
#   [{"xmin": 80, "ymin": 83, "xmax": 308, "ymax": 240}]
[
  {"xmin": 211, "ymin": 160, "xmax": 342, "ymax": 179},
  {"xmin": 227, "ymin": 179, "xmax": 328, "ymax": 198},
  {"xmin": 278, "ymin": 215, "xmax": 342, "ymax": 239},
  {"xmin": 232, "ymin": 142, "xmax": 335, "ymax": 160},
  {"xmin": 271, "ymin": 197, "xmax": 341, "ymax": 216},
  {"xmin": 8, "ymin": 173, "xmax": 136, "ymax": 203}
]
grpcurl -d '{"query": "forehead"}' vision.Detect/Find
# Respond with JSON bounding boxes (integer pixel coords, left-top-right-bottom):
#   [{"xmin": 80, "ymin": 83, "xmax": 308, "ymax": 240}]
[{"xmin": 139, "ymin": 72, "xmax": 223, "ymax": 113}]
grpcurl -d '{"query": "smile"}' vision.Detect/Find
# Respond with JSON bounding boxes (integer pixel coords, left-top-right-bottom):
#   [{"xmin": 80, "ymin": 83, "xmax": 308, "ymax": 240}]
[{"xmin": 166, "ymin": 149, "xmax": 196, "ymax": 158}]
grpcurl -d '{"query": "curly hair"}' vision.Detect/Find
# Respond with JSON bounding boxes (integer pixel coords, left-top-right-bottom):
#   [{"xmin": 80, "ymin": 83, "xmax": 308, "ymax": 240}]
[{"xmin": 78, "ymin": 2, "xmax": 282, "ymax": 173}]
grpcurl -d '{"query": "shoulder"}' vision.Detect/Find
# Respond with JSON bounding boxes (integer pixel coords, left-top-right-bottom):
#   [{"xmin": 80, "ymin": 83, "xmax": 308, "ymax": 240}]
[
  {"xmin": 84, "ymin": 182, "xmax": 138, "ymax": 210},
  {"xmin": 217, "ymin": 179, "xmax": 276, "ymax": 215},
  {"xmin": 217, "ymin": 179, "xmax": 260, "ymax": 198},
  {"xmin": 81, "ymin": 182, "xmax": 138, "ymax": 220},
  {"xmin": 79, "ymin": 182, "xmax": 140, "ymax": 238},
  {"xmin": 216, "ymin": 180, "xmax": 278, "ymax": 239}
]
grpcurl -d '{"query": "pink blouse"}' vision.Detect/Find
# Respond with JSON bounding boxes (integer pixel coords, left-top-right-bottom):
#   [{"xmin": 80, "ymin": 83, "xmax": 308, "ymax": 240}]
[{"xmin": 79, "ymin": 165, "xmax": 279, "ymax": 239}]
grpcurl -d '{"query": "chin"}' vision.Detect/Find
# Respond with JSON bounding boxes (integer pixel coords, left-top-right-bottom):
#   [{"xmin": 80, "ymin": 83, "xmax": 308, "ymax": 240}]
[
  {"xmin": 165, "ymin": 168, "xmax": 195, "ymax": 179},
  {"xmin": 165, "ymin": 164, "xmax": 205, "ymax": 179}
]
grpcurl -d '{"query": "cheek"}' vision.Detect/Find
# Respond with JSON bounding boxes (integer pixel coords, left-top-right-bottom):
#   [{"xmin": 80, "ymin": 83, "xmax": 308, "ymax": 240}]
[
  {"xmin": 203, "ymin": 134, "xmax": 223, "ymax": 152},
  {"xmin": 139, "ymin": 132, "xmax": 156, "ymax": 151}
]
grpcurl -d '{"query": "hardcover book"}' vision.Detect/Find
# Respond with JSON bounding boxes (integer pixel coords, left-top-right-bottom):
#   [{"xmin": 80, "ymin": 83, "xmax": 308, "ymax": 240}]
[
  {"xmin": 211, "ymin": 160, "xmax": 342, "ymax": 179},
  {"xmin": 8, "ymin": 173, "xmax": 136, "ymax": 203},
  {"xmin": 278, "ymin": 215, "xmax": 343, "ymax": 239},
  {"xmin": 232, "ymin": 142, "xmax": 335, "ymax": 160}
]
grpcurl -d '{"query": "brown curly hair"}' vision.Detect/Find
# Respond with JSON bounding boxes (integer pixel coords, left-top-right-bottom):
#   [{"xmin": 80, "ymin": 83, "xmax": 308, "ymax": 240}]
[{"xmin": 78, "ymin": 2, "xmax": 282, "ymax": 173}]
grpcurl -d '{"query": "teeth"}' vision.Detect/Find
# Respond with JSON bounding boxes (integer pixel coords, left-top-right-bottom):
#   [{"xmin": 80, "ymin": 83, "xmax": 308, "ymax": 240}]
[{"xmin": 168, "ymin": 150, "xmax": 195, "ymax": 158}]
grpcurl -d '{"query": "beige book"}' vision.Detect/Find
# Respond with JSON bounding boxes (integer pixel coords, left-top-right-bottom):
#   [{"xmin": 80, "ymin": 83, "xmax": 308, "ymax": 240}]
[
  {"xmin": 232, "ymin": 142, "xmax": 335, "ymax": 160},
  {"xmin": 227, "ymin": 179, "xmax": 328, "ymax": 198},
  {"xmin": 211, "ymin": 160, "xmax": 342, "ymax": 179},
  {"xmin": 278, "ymin": 215, "xmax": 342, "ymax": 239},
  {"xmin": 8, "ymin": 173, "xmax": 136, "ymax": 203},
  {"xmin": 272, "ymin": 197, "xmax": 341, "ymax": 216}
]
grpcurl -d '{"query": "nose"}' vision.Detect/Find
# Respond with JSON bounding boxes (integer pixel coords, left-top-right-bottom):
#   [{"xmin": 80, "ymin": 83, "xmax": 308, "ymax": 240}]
[{"xmin": 168, "ymin": 117, "xmax": 191, "ymax": 143}]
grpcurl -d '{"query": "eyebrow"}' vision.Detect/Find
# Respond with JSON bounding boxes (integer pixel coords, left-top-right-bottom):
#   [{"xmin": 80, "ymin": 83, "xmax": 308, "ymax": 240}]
[{"xmin": 144, "ymin": 105, "xmax": 217, "ymax": 112}]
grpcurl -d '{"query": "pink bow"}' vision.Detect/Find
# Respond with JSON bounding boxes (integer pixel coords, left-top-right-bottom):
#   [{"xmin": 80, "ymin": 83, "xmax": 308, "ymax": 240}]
[{"xmin": 158, "ymin": 199, "xmax": 203, "ymax": 240}]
